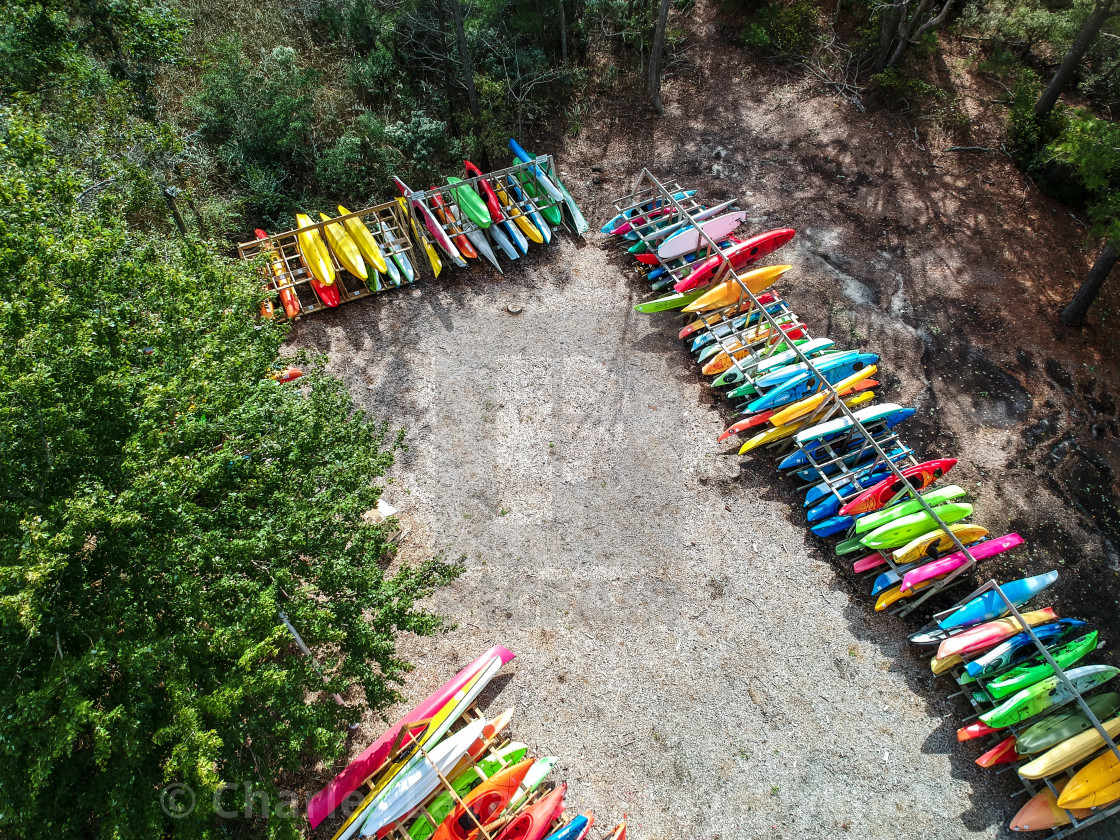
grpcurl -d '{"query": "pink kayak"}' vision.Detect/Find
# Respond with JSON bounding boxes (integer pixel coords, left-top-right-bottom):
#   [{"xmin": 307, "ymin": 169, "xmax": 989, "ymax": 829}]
[
  {"xmin": 935, "ymin": 608, "xmax": 1057, "ymax": 661},
  {"xmin": 674, "ymin": 228, "xmax": 796, "ymax": 292},
  {"xmin": 611, "ymin": 206, "xmax": 675, "ymax": 236},
  {"xmin": 306, "ymin": 645, "xmax": 515, "ymax": 828},
  {"xmin": 853, "ymin": 552, "xmax": 887, "ymax": 574},
  {"xmin": 899, "ymin": 533, "xmax": 1023, "ymax": 593}
]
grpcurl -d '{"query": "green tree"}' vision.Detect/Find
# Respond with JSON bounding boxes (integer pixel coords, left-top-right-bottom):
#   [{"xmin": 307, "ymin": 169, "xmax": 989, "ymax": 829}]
[{"xmin": 0, "ymin": 107, "xmax": 459, "ymax": 839}]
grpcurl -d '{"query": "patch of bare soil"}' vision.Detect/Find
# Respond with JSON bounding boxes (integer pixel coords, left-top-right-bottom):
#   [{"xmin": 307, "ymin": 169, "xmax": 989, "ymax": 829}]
[{"xmin": 290, "ymin": 3, "xmax": 1120, "ymax": 838}]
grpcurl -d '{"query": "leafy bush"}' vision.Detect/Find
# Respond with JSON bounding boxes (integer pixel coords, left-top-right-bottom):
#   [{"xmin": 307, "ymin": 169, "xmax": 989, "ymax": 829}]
[
  {"xmin": 0, "ymin": 106, "xmax": 460, "ymax": 840},
  {"xmin": 742, "ymin": 0, "xmax": 819, "ymax": 56}
]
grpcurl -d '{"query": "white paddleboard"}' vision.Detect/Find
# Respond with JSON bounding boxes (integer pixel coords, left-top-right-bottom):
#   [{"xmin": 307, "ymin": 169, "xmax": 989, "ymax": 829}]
[{"xmin": 657, "ymin": 211, "xmax": 746, "ymax": 260}]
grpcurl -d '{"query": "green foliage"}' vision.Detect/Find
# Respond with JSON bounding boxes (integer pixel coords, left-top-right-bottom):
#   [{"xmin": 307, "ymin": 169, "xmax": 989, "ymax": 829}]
[
  {"xmin": 741, "ymin": 0, "xmax": 819, "ymax": 56},
  {"xmin": 0, "ymin": 107, "xmax": 460, "ymax": 839},
  {"xmin": 1038, "ymin": 109, "xmax": 1120, "ymax": 240}
]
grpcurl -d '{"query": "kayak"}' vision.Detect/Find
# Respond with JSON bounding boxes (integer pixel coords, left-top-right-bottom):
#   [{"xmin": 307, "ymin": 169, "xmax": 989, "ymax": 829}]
[
  {"xmin": 429, "ymin": 757, "xmax": 535, "ymax": 840},
  {"xmin": 725, "ymin": 368, "xmax": 875, "ymax": 441},
  {"xmin": 858, "ymin": 503, "xmax": 974, "ymax": 551},
  {"xmin": 493, "ymin": 783, "xmax": 566, "ymax": 840},
  {"xmin": 495, "ymin": 179, "xmax": 545, "ymax": 244},
  {"xmin": 514, "ymin": 166, "xmax": 562, "ymax": 226},
  {"xmin": 976, "ymin": 735, "xmax": 1019, "ymax": 767},
  {"xmin": 839, "ymin": 458, "xmax": 958, "ymax": 516},
  {"xmin": 738, "ymin": 392, "xmax": 877, "ymax": 455},
  {"xmin": 1058, "ymin": 748, "xmax": 1120, "ymax": 809},
  {"xmin": 985, "ymin": 631, "xmax": 1099, "ymax": 699},
  {"xmin": 448, "ymin": 203, "xmax": 502, "ymax": 273},
  {"xmin": 635, "ymin": 287, "xmax": 710, "ymax": 313},
  {"xmin": 602, "ymin": 190, "xmax": 696, "ymax": 233},
  {"xmin": 927, "ymin": 607, "xmax": 1058, "ymax": 656},
  {"xmin": 254, "ymin": 229, "xmax": 301, "ymax": 318},
  {"xmin": 965, "ymin": 620, "xmax": 1087, "ymax": 679},
  {"xmin": 543, "ymin": 814, "xmax": 594, "ymax": 840},
  {"xmin": 295, "ymin": 214, "xmax": 341, "ymax": 306},
  {"xmin": 465, "ymin": 160, "xmax": 528, "ymax": 255},
  {"xmin": 504, "ymin": 756, "xmax": 557, "ymax": 815},
  {"xmin": 790, "ymin": 403, "xmax": 910, "ymax": 448},
  {"xmin": 338, "ymin": 206, "xmax": 390, "ymax": 275},
  {"xmin": 428, "ymin": 192, "xmax": 479, "ymax": 260},
  {"xmin": 380, "ymin": 221, "xmax": 415, "ymax": 284},
  {"xmin": 742, "ymin": 352, "xmax": 878, "ymax": 412},
  {"xmin": 897, "ymin": 531, "xmax": 1019, "ymax": 592},
  {"xmin": 979, "ymin": 664, "xmax": 1118, "ymax": 728},
  {"xmin": 319, "ymin": 212, "xmax": 368, "ymax": 279},
  {"xmin": 711, "ymin": 336, "xmax": 831, "ymax": 387},
  {"xmin": 937, "ymin": 572, "xmax": 1058, "ymax": 632},
  {"xmin": 1019, "ymin": 710, "xmax": 1120, "ymax": 779},
  {"xmin": 675, "ymin": 228, "xmax": 797, "ymax": 292},
  {"xmin": 308, "ymin": 645, "xmax": 513, "ymax": 828},
  {"xmin": 1017, "ymin": 692, "xmax": 1120, "ymax": 754},
  {"xmin": 679, "ymin": 297, "xmax": 782, "ymax": 340},
  {"xmin": 681, "ymin": 265, "xmax": 792, "ymax": 313},
  {"xmin": 892, "ymin": 523, "xmax": 989, "ymax": 568},
  {"xmin": 853, "ymin": 484, "xmax": 968, "ymax": 535},
  {"xmin": 447, "ymin": 176, "xmax": 493, "ymax": 228},
  {"xmin": 396, "ymin": 197, "xmax": 443, "ymax": 277},
  {"xmin": 657, "ymin": 211, "xmax": 747, "ymax": 259},
  {"xmin": 505, "ymin": 175, "xmax": 551, "ymax": 244},
  {"xmin": 509, "ymin": 139, "xmax": 587, "ymax": 233},
  {"xmin": 392, "ymin": 177, "xmax": 465, "ymax": 266},
  {"xmin": 1010, "ymin": 779, "xmax": 1094, "ymax": 832}
]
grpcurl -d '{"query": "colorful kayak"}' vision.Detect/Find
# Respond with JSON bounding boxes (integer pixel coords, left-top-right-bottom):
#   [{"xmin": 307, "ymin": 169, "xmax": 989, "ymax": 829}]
[
  {"xmin": 937, "ymin": 572, "xmax": 1059, "ymax": 632},
  {"xmin": 658, "ymin": 211, "xmax": 747, "ymax": 259},
  {"xmin": 428, "ymin": 192, "xmax": 479, "ymax": 260},
  {"xmin": 513, "ymin": 167, "xmax": 562, "ymax": 226},
  {"xmin": 308, "ymin": 646, "xmax": 513, "ymax": 828},
  {"xmin": 509, "ymin": 140, "xmax": 587, "ymax": 233},
  {"xmin": 465, "ymin": 160, "xmax": 528, "ymax": 255},
  {"xmin": 392, "ymin": 177, "xmax": 465, "ymax": 266},
  {"xmin": 744, "ymin": 352, "xmax": 878, "ymax": 412},
  {"xmin": 791, "ymin": 403, "xmax": 911, "ymax": 447},
  {"xmin": 986, "ymin": 632, "xmax": 1099, "ymax": 699},
  {"xmin": 965, "ymin": 620, "xmax": 1087, "ymax": 678},
  {"xmin": 928, "ymin": 608, "xmax": 1058, "ymax": 657},
  {"xmin": 640, "ymin": 200, "xmax": 736, "ymax": 247},
  {"xmin": 295, "ymin": 214, "xmax": 341, "ymax": 306},
  {"xmin": 976, "ymin": 735, "xmax": 1019, "ymax": 767},
  {"xmin": 892, "ymin": 523, "xmax": 990, "ymax": 569},
  {"xmin": 505, "ymin": 175, "xmax": 551, "ymax": 244},
  {"xmin": 636, "ymin": 287, "xmax": 713, "ymax": 313},
  {"xmin": 681, "ymin": 264, "xmax": 792, "ymax": 313},
  {"xmin": 380, "ymin": 221, "xmax": 416, "ymax": 284},
  {"xmin": 1010, "ymin": 778, "xmax": 1094, "ymax": 832},
  {"xmin": 860, "ymin": 503, "xmax": 974, "ymax": 551},
  {"xmin": 505, "ymin": 756, "xmax": 557, "ymax": 815},
  {"xmin": 839, "ymin": 459, "xmax": 958, "ymax": 516},
  {"xmin": 495, "ymin": 180, "xmax": 544, "ymax": 244},
  {"xmin": 853, "ymin": 485, "xmax": 968, "ymax": 535},
  {"xmin": 495, "ymin": 783, "xmax": 566, "ymax": 840},
  {"xmin": 543, "ymin": 814, "xmax": 594, "ymax": 840},
  {"xmin": 1017, "ymin": 693, "xmax": 1120, "ymax": 754},
  {"xmin": 712, "ymin": 335, "xmax": 831, "ymax": 387},
  {"xmin": 737, "ymin": 392, "xmax": 875, "ymax": 456},
  {"xmin": 675, "ymin": 228, "xmax": 797, "ymax": 291},
  {"xmin": 898, "ymin": 532, "xmax": 1020, "ymax": 593},
  {"xmin": 320, "ymin": 212, "xmax": 368, "ymax": 279},
  {"xmin": 255, "ymin": 229, "xmax": 301, "ymax": 318},
  {"xmin": 679, "ymin": 297, "xmax": 779, "ymax": 340},
  {"xmin": 449, "ymin": 204, "xmax": 502, "ymax": 273},
  {"xmin": 979, "ymin": 664, "xmax": 1118, "ymax": 729},
  {"xmin": 958, "ymin": 720, "xmax": 999, "ymax": 742},
  {"xmin": 726, "ymin": 368, "xmax": 876, "ymax": 442},
  {"xmin": 397, "ymin": 197, "xmax": 443, "ymax": 277},
  {"xmin": 447, "ymin": 176, "xmax": 493, "ymax": 228},
  {"xmin": 1019, "ymin": 711, "xmax": 1120, "ymax": 779},
  {"xmin": 429, "ymin": 757, "xmax": 535, "ymax": 840},
  {"xmin": 602, "ymin": 190, "xmax": 696, "ymax": 233},
  {"xmin": 1056, "ymin": 745, "xmax": 1120, "ymax": 809}
]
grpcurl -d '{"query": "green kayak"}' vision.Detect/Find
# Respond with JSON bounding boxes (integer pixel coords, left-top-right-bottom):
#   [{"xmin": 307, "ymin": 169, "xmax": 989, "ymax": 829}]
[
  {"xmin": 859, "ymin": 503, "xmax": 974, "ymax": 550},
  {"xmin": 1016, "ymin": 691, "xmax": 1120, "ymax": 754},
  {"xmin": 980, "ymin": 664, "xmax": 1119, "ymax": 729},
  {"xmin": 854, "ymin": 485, "xmax": 967, "ymax": 535},
  {"xmin": 406, "ymin": 741, "xmax": 529, "ymax": 840},
  {"xmin": 514, "ymin": 166, "xmax": 563, "ymax": 226},
  {"xmin": 984, "ymin": 632, "xmax": 1099, "ymax": 700},
  {"xmin": 523, "ymin": 147, "xmax": 589, "ymax": 234},
  {"xmin": 447, "ymin": 176, "xmax": 492, "ymax": 228},
  {"xmin": 635, "ymin": 287, "xmax": 709, "ymax": 313}
]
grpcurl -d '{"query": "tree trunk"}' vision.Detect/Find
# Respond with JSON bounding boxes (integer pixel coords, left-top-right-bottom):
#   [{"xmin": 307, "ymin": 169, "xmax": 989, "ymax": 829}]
[
  {"xmin": 558, "ymin": 0, "xmax": 568, "ymax": 66},
  {"xmin": 449, "ymin": 0, "xmax": 489, "ymax": 168},
  {"xmin": 1061, "ymin": 241, "xmax": 1119, "ymax": 326},
  {"xmin": 871, "ymin": 0, "xmax": 904, "ymax": 74},
  {"xmin": 435, "ymin": 0, "xmax": 459, "ymax": 135},
  {"xmin": 1036, "ymin": 0, "xmax": 1115, "ymax": 121},
  {"xmin": 648, "ymin": 0, "xmax": 671, "ymax": 114}
]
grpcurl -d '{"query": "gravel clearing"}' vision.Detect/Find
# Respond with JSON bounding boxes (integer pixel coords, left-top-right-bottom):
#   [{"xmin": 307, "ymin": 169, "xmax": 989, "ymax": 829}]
[{"xmin": 288, "ymin": 236, "xmax": 1048, "ymax": 839}]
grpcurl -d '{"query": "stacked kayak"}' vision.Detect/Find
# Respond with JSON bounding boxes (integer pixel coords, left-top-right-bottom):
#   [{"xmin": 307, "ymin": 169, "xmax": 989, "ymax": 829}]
[
  {"xmin": 308, "ymin": 647, "xmax": 626, "ymax": 840},
  {"xmin": 241, "ymin": 140, "xmax": 586, "ymax": 319},
  {"xmin": 605, "ymin": 171, "xmax": 1120, "ymax": 838}
]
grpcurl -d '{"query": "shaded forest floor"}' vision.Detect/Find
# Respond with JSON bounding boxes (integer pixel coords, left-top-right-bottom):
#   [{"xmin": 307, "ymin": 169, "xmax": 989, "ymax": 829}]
[{"xmin": 287, "ymin": 2, "xmax": 1120, "ymax": 837}]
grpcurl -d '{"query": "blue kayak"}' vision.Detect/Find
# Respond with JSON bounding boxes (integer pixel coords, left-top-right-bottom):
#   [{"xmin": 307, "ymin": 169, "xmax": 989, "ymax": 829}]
[
  {"xmin": 777, "ymin": 407, "xmax": 916, "ymax": 470},
  {"xmin": 937, "ymin": 572, "xmax": 1059, "ymax": 632},
  {"xmin": 712, "ymin": 337, "xmax": 835, "ymax": 388},
  {"xmin": 965, "ymin": 619, "xmax": 1087, "ymax": 678},
  {"xmin": 745, "ymin": 353, "xmax": 879, "ymax": 413},
  {"xmin": 793, "ymin": 444, "xmax": 912, "ymax": 483}
]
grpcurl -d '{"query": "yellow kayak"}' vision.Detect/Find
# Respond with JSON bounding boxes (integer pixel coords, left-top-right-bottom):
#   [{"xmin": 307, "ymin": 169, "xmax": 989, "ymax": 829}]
[
  {"xmin": 319, "ymin": 213, "xmax": 367, "ymax": 280},
  {"xmin": 682, "ymin": 265, "xmax": 792, "ymax": 313},
  {"xmin": 396, "ymin": 197, "xmax": 442, "ymax": 277},
  {"xmin": 738, "ymin": 391, "xmax": 875, "ymax": 455},
  {"xmin": 495, "ymin": 182, "xmax": 544, "ymax": 244},
  {"xmin": 295, "ymin": 213, "xmax": 336, "ymax": 285},
  {"xmin": 891, "ymin": 524, "xmax": 990, "ymax": 566},
  {"xmin": 875, "ymin": 579, "xmax": 935, "ymax": 611},
  {"xmin": 338, "ymin": 205, "xmax": 389, "ymax": 275},
  {"xmin": 930, "ymin": 608, "xmax": 1058, "ymax": 674},
  {"xmin": 1020, "ymin": 715, "xmax": 1120, "ymax": 780},
  {"xmin": 767, "ymin": 364, "xmax": 878, "ymax": 426},
  {"xmin": 1057, "ymin": 747, "xmax": 1120, "ymax": 809}
]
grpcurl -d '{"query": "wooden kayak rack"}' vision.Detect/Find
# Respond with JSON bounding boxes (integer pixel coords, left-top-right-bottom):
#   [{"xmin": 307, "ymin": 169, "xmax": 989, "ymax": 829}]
[
  {"xmin": 932, "ymin": 581, "xmax": 1120, "ymax": 838},
  {"xmin": 609, "ymin": 169, "xmax": 1119, "ymax": 837},
  {"xmin": 237, "ymin": 156, "xmax": 572, "ymax": 322}
]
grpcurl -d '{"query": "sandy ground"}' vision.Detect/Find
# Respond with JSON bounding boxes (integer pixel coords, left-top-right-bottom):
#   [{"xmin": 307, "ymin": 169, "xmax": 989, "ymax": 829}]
[{"xmin": 292, "ymin": 243, "xmax": 1052, "ymax": 839}]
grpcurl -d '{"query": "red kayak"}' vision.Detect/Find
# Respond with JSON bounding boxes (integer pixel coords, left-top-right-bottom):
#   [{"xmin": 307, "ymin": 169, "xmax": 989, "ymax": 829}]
[
  {"xmin": 838, "ymin": 458, "xmax": 958, "ymax": 517},
  {"xmin": 674, "ymin": 228, "xmax": 797, "ymax": 292},
  {"xmin": 255, "ymin": 228, "xmax": 302, "ymax": 317},
  {"xmin": 464, "ymin": 160, "xmax": 507, "ymax": 222},
  {"xmin": 430, "ymin": 191, "xmax": 479, "ymax": 259},
  {"xmin": 958, "ymin": 720, "xmax": 999, "ymax": 742},
  {"xmin": 306, "ymin": 645, "xmax": 515, "ymax": 828},
  {"xmin": 430, "ymin": 758, "xmax": 535, "ymax": 840},
  {"xmin": 976, "ymin": 735, "xmax": 1018, "ymax": 767},
  {"xmin": 495, "ymin": 785, "xmax": 566, "ymax": 840}
]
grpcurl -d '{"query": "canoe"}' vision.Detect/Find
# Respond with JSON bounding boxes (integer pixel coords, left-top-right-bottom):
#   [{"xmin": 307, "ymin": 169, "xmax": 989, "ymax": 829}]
[
  {"xmin": 937, "ymin": 572, "xmax": 1058, "ymax": 632},
  {"xmin": 958, "ymin": 720, "xmax": 999, "ymax": 742},
  {"xmin": 447, "ymin": 176, "xmax": 493, "ymax": 228},
  {"xmin": 493, "ymin": 784, "xmax": 566, "ymax": 840},
  {"xmin": 898, "ymin": 532, "xmax": 1019, "ymax": 593},
  {"xmin": 840, "ymin": 459, "xmax": 957, "ymax": 517},
  {"xmin": 254, "ymin": 229, "xmax": 301, "ymax": 318},
  {"xmin": 965, "ymin": 620, "xmax": 1087, "ymax": 679},
  {"xmin": 979, "ymin": 664, "xmax": 1118, "ymax": 729},
  {"xmin": 391, "ymin": 178, "xmax": 465, "ymax": 266},
  {"xmin": 1056, "ymin": 745, "xmax": 1120, "ymax": 809},
  {"xmin": 675, "ymin": 228, "xmax": 796, "ymax": 291},
  {"xmin": 681, "ymin": 265, "xmax": 791, "ymax": 312},
  {"xmin": 658, "ymin": 211, "xmax": 747, "ymax": 259},
  {"xmin": 357, "ymin": 719, "xmax": 488, "ymax": 837},
  {"xmin": 1017, "ymin": 693, "xmax": 1120, "ymax": 754},
  {"xmin": 429, "ymin": 193, "xmax": 479, "ymax": 260},
  {"xmin": 430, "ymin": 757, "xmax": 535, "ymax": 840},
  {"xmin": 1010, "ymin": 779, "xmax": 1094, "ymax": 832},
  {"xmin": 860, "ymin": 503, "xmax": 974, "ymax": 551},
  {"xmin": 1019, "ymin": 712, "xmax": 1120, "ymax": 779},
  {"xmin": 986, "ymin": 631, "xmax": 1099, "ymax": 699},
  {"xmin": 308, "ymin": 646, "xmax": 513, "ymax": 828},
  {"xmin": 320, "ymin": 213, "xmax": 368, "ymax": 279},
  {"xmin": 601, "ymin": 822, "xmax": 626, "ymax": 840}
]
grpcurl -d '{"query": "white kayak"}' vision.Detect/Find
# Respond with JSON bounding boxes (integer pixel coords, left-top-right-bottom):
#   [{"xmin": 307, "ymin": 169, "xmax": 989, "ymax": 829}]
[{"xmin": 657, "ymin": 212, "xmax": 746, "ymax": 260}]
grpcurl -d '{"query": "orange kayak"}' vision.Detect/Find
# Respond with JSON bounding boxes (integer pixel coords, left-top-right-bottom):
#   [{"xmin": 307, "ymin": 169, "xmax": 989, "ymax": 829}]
[
  {"xmin": 700, "ymin": 323, "xmax": 808, "ymax": 376},
  {"xmin": 495, "ymin": 784, "xmax": 566, "ymax": 840},
  {"xmin": 431, "ymin": 759, "xmax": 534, "ymax": 840},
  {"xmin": 681, "ymin": 265, "xmax": 792, "ymax": 313},
  {"xmin": 430, "ymin": 191, "xmax": 478, "ymax": 259}
]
